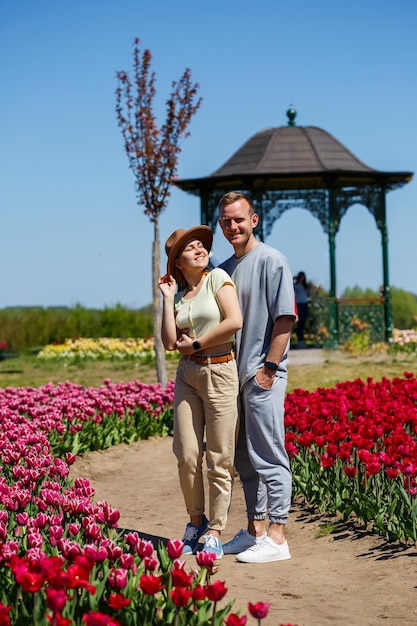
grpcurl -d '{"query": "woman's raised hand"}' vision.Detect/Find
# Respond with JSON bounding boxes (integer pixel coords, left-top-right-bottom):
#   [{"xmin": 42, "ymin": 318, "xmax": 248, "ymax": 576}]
[{"xmin": 158, "ymin": 274, "xmax": 176, "ymax": 297}]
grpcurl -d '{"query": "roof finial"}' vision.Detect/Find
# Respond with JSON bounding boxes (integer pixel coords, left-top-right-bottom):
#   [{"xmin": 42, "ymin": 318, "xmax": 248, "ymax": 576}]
[{"xmin": 286, "ymin": 105, "xmax": 297, "ymax": 126}]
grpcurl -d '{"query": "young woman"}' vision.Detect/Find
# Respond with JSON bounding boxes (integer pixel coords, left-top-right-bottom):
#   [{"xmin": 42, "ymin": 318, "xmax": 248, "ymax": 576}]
[{"xmin": 158, "ymin": 225, "xmax": 242, "ymax": 559}]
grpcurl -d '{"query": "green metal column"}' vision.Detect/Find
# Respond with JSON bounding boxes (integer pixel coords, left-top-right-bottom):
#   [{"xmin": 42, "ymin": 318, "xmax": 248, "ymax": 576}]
[
  {"xmin": 379, "ymin": 188, "xmax": 393, "ymax": 341},
  {"xmin": 328, "ymin": 188, "xmax": 339, "ymax": 347},
  {"xmin": 200, "ymin": 193, "xmax": 208, "ymax": 226}
]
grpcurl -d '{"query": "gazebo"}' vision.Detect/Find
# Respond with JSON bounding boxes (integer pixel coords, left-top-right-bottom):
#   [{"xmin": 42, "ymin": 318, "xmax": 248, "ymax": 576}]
[{"xmin": 174, "ymin": 108, "xmax": 413, "ymax": 347}]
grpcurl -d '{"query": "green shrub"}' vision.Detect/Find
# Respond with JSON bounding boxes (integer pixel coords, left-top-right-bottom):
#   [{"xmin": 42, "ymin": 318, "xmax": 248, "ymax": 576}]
[{"xmin": 0, "ymin": 304, "xmax": 153, "ymax": 352}]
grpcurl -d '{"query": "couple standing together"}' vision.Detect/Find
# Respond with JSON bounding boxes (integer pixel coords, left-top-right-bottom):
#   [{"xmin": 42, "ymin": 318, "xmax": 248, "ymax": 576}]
[{"xmin": 158, "ymin": 191, "xmax": 296, "ymax": 564}]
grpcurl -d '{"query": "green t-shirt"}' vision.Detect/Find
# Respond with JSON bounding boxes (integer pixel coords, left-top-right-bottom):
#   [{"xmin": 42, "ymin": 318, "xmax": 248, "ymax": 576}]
[{"xmin": 174, "ymin": 267, "xmax": 236, "ymax": 346}]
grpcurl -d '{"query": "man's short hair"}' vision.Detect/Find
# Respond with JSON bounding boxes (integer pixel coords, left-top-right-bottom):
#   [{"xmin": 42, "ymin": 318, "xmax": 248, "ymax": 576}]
[{"xmin": 218, "ymin": 191, "xmax": 255, "ymax": 216}]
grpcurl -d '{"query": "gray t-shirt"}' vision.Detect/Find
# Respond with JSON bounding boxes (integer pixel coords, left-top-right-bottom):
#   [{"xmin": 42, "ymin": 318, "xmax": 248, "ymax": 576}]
[{"xmin": 220, "ymin": 242, "xmax": 296, "ymax": 386}]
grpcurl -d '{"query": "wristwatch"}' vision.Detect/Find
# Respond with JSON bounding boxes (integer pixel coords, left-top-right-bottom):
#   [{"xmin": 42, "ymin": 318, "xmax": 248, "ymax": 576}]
[
  {"xmin": 264, "ymin": 361, "xmax": 279, "ymax": 371},
  {"xmin": 192, "ymin": 339, "xmax": 202, "ymax": 351}
]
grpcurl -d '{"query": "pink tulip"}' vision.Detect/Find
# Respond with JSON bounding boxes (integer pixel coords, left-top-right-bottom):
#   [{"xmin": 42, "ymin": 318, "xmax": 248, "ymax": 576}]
[
  {"xmin": 84, "ymin": 545, "xmax": 108, "ymax": 563},
  {"xmin": 137, "ymin": 539, "xmax": 154, "ymax": 559},
  {"xmin": 143, "ymin": 556, "xmax": 158, "ymax": 572},
  {"xmin": 108, "ymin": 567, "xmax": 128, "ymax": 590},
  {"xmin": 67, "ymin": 523, "xmax": 82, "ymax": 537},
  {"xmin": 119, "ymin": 553, "xmax": 134, "ymax": 569},
  {"xmin": 166, "ymin": 539, "xmax": 184, "ymax": 560}
]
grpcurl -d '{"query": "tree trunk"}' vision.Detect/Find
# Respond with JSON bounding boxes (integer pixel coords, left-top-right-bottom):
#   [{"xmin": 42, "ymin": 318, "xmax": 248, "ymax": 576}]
[{"xmin": 152, "ymin": 217, "xmax": 167, "ymax": 387}]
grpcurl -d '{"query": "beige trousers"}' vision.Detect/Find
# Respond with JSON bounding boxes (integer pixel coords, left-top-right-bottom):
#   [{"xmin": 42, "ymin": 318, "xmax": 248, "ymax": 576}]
[{"xmin": 173, "ymin": 357, "xmax": 239, "ymax": 532}]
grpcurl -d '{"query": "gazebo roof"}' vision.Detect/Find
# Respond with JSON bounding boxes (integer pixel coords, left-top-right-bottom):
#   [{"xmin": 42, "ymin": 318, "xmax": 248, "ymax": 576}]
[
  {"xmin": 212, "ymin": 126, "xmax": 373, "ymax": 175},
  {"xmin": 176, "ymin": 123, "xmax": 413, "ymax": 192}
]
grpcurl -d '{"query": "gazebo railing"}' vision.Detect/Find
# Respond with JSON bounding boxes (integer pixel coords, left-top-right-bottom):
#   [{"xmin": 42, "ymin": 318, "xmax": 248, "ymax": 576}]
[{"xmin": 310, "ymin": 296, "xmax": 386, "ymax": 349}]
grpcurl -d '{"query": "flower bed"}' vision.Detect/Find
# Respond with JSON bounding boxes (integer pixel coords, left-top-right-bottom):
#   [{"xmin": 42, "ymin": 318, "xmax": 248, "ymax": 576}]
[
  {"xmin": 37, "ymin": 338, "xmax": 179, "ymax": 363},
  {"xmin": 0, "ymin": 379, "xmax": 175, "ymax": 457},
  {"xmin": 0, "ymin": 380, "xmax": 286, "ymax": 625},
  {"xmin": 285, "ymin": 372, "xmax": 417, "ymax": 542},
  {"xmin": 389, "ymin": 328, "xmax": 417, "ymax": 353},
  {"xmin": 2, "ymin": 370, "xmax": 417, "ymax": 623}
]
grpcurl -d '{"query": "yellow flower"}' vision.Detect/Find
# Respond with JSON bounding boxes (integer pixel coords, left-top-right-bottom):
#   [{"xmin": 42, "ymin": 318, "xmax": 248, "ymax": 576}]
[{"xmin": 37, "ymin": 337, "xmax": 178, "ymax": 363}]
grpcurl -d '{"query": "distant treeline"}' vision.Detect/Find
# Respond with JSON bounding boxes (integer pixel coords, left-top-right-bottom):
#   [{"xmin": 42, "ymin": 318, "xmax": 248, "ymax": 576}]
[
  {"xmin": 1, "ymin": 286, "xmax": 416, "ymax": 354},
  {"xmin": 0, "ymin": 304, "xmax": 153, "ymax": 352}
]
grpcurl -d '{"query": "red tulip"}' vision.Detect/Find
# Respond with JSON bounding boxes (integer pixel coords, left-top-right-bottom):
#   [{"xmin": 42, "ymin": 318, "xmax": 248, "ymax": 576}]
[
  {"xmin": 248, "ymin": 602, "xmax": 271, "ymax": 619},
  {"xmin": 9, "ymin": 556, "xmax": 45, "ymax": 593},
  {"xmin": 82, "ymin": 611, "xmax": 121, "ymax": 625},
  {"xmin": 108, "ymin": 593, "xmax": 131, "ymax": 610},
  {"xmin": 45, "ymin": 613, "xmax": 72, "ymax": 626},
  {"xmin": 171, "ymin": 568, "xmax": 193, "ymax": 588},
  {"xmin": 192, "ymin": 584, "xmax": 206, "ymax": 602},
  {"xmin": 225, "ymin": 613, "xmax": 247, "ymax": 626},
  {"xmin": 45, "ymin": 587, "xmax": 68, "ymax": 613},
  {"xmin": 0, "ymin": 603, "xmax": 11, "ymax": 626},
  {"xmin": 170, "ymin": 586, "xmax": 192, "ymax": 607},
  {"xmin": 205, "ymin": 580, "xmax": 228, "ymax": 602},
  {"xmin": 66, "ymin": 560, "xmax": 96, "ymax": 594},
  {"xmin": 320, "ymin": 453, "xmax": 336, "ymax": 468},
  {"xmin": 139, "ymin": 574, "xmax": 164, "ymax": 595},
  {"xmin": 343, "ymin": 465, "xmax": 357, "ymax": 478}
]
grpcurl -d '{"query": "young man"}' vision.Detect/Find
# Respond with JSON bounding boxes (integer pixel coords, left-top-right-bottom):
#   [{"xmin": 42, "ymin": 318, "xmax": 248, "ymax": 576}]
[{"xmin": 219, "ymin": 191, "xmax": 296, "ymax": 563}]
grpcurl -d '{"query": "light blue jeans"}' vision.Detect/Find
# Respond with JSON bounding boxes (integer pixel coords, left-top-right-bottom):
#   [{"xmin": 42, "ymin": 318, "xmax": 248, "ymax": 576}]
[{"xmin": 235, "ymin": 373, "xmax": 292, "ymax": 525}]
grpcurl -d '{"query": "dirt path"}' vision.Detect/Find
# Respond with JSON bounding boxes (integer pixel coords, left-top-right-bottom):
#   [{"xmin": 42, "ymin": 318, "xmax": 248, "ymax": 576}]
[{"xmin": 70, "ymin": 436, "xmax": 417, "ymax": 626}]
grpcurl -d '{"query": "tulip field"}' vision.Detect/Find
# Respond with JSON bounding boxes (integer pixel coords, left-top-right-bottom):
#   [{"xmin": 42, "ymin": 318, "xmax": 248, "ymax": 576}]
[
  {"xmin": 0, "ymin": 378, "xmax": 289, "ymax": 625},
  {"xmin": 286, "ymin": 372, "xmax": 417, "ymax": 542},
  {"xmin": 0, "ymin": 338, "xmax": 416, "ymax": 623}
]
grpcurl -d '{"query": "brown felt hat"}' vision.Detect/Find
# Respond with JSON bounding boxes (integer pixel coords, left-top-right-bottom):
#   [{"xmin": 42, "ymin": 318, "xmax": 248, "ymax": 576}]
[{"xmin": 165, "ymin": 225, "xmax": 213, "ymax": 286}]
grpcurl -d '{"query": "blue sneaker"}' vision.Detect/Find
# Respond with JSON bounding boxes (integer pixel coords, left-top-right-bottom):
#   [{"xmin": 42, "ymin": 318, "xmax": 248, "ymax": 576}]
[
  {"xmin": 181, "ymin": 516, "xmax": 209, "ymax": 554},
  {"xmin": 223, "ymin": 529, "xmax": 261, "ymax": 555},
  {"xmin": 201, "ymin": 534, "xmax": 223, "ymax": 559}
]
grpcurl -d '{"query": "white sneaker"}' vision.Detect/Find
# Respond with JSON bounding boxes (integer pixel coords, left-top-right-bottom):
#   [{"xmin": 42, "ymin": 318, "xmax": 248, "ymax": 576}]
[
  {"xmin": 236, "ymin": 536, "xmax": 291, "ymax": 563},
  {"xmin": 223, "ymin": 529, "xmax": 264, "ymax": 555}
]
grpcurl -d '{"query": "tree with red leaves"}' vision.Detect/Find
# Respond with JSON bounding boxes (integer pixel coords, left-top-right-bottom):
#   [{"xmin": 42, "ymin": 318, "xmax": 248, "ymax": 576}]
[{"xmin": 115, "ymin": 38, "xmax": 202, "ymax": 385}]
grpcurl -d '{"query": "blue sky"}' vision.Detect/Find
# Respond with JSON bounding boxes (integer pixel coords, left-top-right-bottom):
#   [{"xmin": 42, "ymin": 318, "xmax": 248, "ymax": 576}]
[{"xmin": 1, "ymin": 0, "xmax": 416, "ymax": 310}]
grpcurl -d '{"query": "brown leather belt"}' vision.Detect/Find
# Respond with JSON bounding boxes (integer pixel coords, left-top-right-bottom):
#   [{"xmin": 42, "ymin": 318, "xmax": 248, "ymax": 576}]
[{"xmin": 189, "ymin": 351, "xmax": 234, "ymax": 365}]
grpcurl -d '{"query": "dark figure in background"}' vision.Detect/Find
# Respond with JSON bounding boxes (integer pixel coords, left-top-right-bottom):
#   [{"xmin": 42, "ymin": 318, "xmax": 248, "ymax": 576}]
[{"xmin": 294, "ymin": 272, "xmax": 310, "ymax": 348}]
